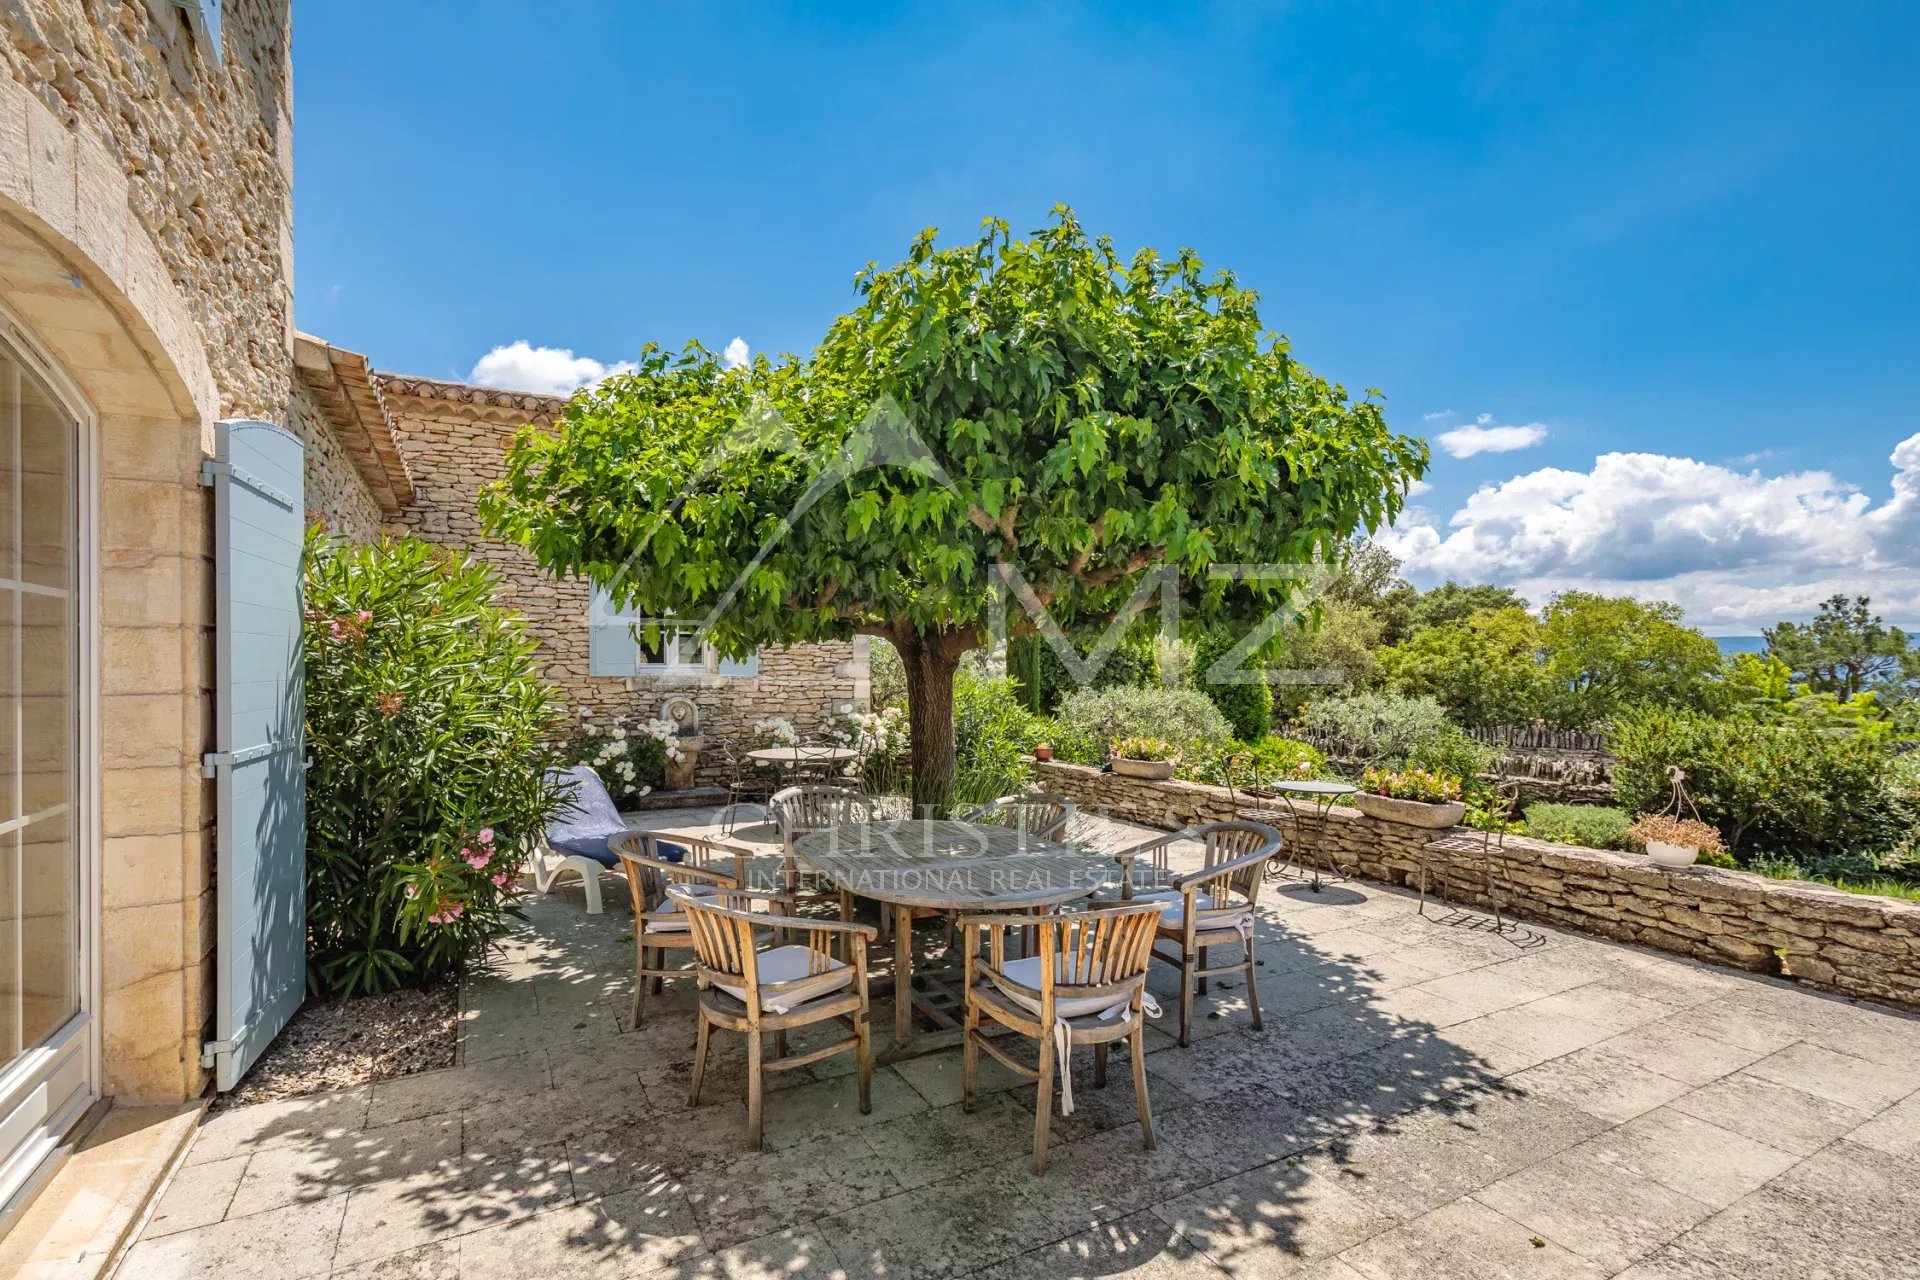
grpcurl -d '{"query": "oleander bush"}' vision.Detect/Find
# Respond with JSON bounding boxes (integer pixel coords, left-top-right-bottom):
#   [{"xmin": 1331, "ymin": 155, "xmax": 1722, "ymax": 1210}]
[
  {"xmin": 951, "ymin": 668, "xmax": 1043, "ymax": 810},
  {"xmin": 304, "ymin": 532, "xmax": 566, "ymax": 997}
]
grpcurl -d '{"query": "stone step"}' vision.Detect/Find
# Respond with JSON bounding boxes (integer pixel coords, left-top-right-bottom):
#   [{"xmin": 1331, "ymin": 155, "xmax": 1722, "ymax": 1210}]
[{"xmin": 630, "ymin": 786, "xmax": 731, "ymax": 811}]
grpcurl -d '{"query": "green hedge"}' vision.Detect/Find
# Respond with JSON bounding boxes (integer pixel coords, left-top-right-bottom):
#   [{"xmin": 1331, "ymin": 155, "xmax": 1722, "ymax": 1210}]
[{"xmin": 1523, "ymin": 803, "xmax": 1634, "ymax": 851}]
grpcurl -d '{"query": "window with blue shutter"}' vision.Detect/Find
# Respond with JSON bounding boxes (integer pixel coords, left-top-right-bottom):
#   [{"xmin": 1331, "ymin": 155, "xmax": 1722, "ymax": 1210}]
[{"xmin": 587, "ymin": 585, "xmax": 638, "ymax": 676}]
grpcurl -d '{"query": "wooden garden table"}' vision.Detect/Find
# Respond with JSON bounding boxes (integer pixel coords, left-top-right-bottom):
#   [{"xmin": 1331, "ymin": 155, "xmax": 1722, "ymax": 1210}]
[{"xmin": 792, "ymin": 819, "xmax": 1118, "ymax": 1058}]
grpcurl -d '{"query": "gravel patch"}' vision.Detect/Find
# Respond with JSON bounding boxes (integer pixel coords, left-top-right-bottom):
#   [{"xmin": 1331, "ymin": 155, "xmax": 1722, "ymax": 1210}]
[{"xmin": 214, "ymin": 984, "xmax": 458, "ymax": 1110}]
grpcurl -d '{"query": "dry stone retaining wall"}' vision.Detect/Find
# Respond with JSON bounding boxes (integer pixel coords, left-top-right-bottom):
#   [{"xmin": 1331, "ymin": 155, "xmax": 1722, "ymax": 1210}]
[{"xmin": 1032, "ymin": 759, "xmax": 1920, "ymax": 1009}]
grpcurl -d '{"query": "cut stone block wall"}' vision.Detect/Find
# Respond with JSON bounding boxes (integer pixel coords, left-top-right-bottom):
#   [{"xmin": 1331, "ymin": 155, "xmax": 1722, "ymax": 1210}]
[{"xmin": 1032, "ymin": 759, "xmax": 1920, "ymax": 1010}]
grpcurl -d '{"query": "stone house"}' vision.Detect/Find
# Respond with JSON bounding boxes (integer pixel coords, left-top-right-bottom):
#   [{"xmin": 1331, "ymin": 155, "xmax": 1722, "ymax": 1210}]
[{"xmin": 0, "ymin": 0, "xmax": 858, "ymax": 1232}]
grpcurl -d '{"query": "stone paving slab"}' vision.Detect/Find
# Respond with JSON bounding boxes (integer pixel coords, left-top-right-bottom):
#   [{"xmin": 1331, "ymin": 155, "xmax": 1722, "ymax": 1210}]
[{"xmin": 117, "ymin": 808, "xmax": 1920, "ymax": 1280}]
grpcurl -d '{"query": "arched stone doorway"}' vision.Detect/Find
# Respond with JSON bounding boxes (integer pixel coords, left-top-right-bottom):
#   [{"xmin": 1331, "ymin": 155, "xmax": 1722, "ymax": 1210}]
[{"xmin": 1, "ymin": 74, "xmax": 225, "ymax": 1217}]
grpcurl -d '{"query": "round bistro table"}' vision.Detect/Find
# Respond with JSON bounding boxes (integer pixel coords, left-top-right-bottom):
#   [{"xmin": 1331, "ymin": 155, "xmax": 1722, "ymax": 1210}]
[
  {"xmin": 792, "ymin": 819, "xmax": 1117, "ymax": 1056},
  {"xmin": 745, "ymin": 744, "xmax": 860, "ymax": 783}
]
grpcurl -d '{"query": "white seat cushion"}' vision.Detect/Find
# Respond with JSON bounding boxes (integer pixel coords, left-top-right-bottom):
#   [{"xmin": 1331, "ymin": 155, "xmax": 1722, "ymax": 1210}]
[
  {"xmin": 642, "ymin": 908, "xmax": 691, "ymax": 933},
  {"xmin": 717, "ymin": 944, "xmax": 853, "ymax": 1013},
  {"xmin": 990, "ymin": 955, "xmax": 1134, "ymax": 1021},
  {"xmin": 1157, "ymin": 898, "xmax": 1250, "ymax": 934}
]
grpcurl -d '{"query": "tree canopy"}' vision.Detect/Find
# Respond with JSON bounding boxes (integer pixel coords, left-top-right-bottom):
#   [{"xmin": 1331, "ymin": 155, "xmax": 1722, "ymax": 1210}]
[
  {"xmin": 480, "ymin": 210, "xmax": 1427, "ymax": 809},
  {"xmin": 1765, "ymin": 594, "xmax": 1913, "ymax": 702}
]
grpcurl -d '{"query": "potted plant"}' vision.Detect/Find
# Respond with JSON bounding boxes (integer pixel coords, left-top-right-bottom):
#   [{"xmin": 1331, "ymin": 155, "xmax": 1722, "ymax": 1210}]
[
  {"xmin": 1033, "ymin": 742, "xmax": 1054, "ymax": 762},
  {"xmin": 1628, "ymin": 812, "xmax": 1727, "ymax": 870},
  {"xmin": 1110, "ymin": 736, "xmax": 1177, "ymax": 780},
  {"xmin": 1351, "ymin": 766, "xmax": 1466, "ymax": 829}
]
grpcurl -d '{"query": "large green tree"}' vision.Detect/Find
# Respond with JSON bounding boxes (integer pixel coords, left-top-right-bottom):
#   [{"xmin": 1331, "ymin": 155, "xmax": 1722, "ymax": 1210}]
[
  {"xmin": 1381, "ymin": 605, "xmax": 1547, "ymax": 726},
  {"xmin": 1764, "ymin": 594, "xmax": 1912, "ymax": 702},
  {"xmin": 481, "ymin": 211, "xmax": 1425, "ymax": 810},
  {"xmin": 1538, "ymin": 592, "xmax": 1723, "ymax": 726}
]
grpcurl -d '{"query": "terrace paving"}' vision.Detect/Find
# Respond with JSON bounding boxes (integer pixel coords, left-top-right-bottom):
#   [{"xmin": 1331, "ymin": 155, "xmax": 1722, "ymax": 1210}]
[{"xmin": 116, "ymin": 810, "xmax": 1920, "ymax": 1279}]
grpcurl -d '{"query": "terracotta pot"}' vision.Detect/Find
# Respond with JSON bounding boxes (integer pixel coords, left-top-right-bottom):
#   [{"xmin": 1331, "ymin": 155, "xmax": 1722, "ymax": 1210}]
[
  {"xmin": 1350, "ymin": 792, "xmax": 1465, "ymax": 829},
  {"xmin": 1033, "ymin": 744, "xmax": 1053, "ymax": 762},
  {"xmin": 1111, "ymin": 757, "xmax": 1174, "ymax": 780},
  {"xmin": 1646, "ymin": 840, "xmax": 1700, "ymax": 870}
]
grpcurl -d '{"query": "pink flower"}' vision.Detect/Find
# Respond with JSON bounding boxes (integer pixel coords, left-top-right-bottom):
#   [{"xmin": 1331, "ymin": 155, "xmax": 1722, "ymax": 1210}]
[
  {"xmin": 357, "ymin": 610, "xmax": 372, "ymax": 622},
  {"xmin": 404, "ymin": 883, "xmax": 419, "ymax": 900},
  {"xmin": 329, "ymin": 620, "xmax": 343, "ymax": 640},
  {"xmin": 478, "ymin": 827, "xmax": 495, "ymax": 845},
  {"xmin": 491, "ymin": 871, "xmax": 512, "ymax": 888},
  {"xmin": 463, "ymin": 849, "xmax": 489, "ymax": 869}
]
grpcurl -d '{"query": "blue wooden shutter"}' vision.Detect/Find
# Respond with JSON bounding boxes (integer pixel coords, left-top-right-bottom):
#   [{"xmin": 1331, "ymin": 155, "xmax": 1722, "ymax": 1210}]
[
  {"xmin": 588, "ymin": 584, "xmax": 638, "ymax": 676},
  {"xmin": 716, "ymin": 651, "xmax": 760, "ymax": 677},
  {"xmin": 201, "ymin": 419, "xmax": 306, "ymax": 1091}
]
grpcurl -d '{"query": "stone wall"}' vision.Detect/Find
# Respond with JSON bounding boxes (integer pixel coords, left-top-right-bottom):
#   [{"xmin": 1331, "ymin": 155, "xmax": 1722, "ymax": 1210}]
[
  {"xmin": 2, "ymin": 1, "xmax": 295, "ymax": 1103},
  {"xmin": 292, "ymin": 381, "xmax": 382, "ymax": 542},
  {"xmin": 1031, "ymin": 759, "xmax": 1920, "ymax": 1009},
  {"xmin": 1, "ymin": 0, "xmax": 294, "ymax": 421},
  {"xmin": 375, "ymin": 376, "xmax": 865, "ymax": 779}
]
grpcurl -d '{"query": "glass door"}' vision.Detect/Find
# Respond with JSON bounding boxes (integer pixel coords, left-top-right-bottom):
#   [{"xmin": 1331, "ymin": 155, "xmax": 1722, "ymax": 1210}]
[{"xmin": 0, "ymin": 330, "xmax": 86, "ymax": 1221}]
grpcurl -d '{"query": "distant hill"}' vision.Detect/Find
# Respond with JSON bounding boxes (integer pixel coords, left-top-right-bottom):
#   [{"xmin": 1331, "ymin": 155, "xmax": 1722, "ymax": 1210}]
[{"xmin": 1714, "ymin": 635, "xmax": 1767, "ymax": 655}]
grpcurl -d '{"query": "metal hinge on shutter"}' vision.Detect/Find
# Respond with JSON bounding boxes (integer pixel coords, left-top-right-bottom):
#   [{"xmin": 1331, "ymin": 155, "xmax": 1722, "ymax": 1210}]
[
  {"xmin": 200, "ymin": 459, "xmax": 295, "ymax": 510},
  {"xmin": 199, "ymin": 1038, "xmax": 236, "ymax": 1070},
  {"xmin": 201, "ymin": 739, "xmax": 298, "ymax": 778}
]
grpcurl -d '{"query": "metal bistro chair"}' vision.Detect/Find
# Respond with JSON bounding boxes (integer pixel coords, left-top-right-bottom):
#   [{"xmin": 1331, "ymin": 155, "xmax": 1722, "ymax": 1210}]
[
  {"xmin": 1108, "ymin": 820, "xmax": 1281, "ymax": 1047},
  {"xmin": 961, "ymin": 903, "xmax": 1165, "ymax": 1174},
  {"xmin": 611, "ymin": 830, "xmax": 784, "ymax": 1028},
  {"xmin": 674, "ymin": 885, "xmax": 876, "ymax": 1150},
  {"xmin": 716, "ymin": 739, "xmax": 776, "ymax": 836}
]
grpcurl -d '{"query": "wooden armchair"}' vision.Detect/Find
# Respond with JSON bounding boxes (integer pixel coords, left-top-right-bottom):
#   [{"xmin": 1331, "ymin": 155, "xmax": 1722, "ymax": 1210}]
[
  {"xmin": 1109, "ymin": 821, "xmax": 1280, "ymax": 1046},
  {"xmin": 611, "ymin": 829, "xmax": 774, "ymax": 1028},
  {"xmin": 957, "ymin": 792, "xmax": 1076, "ymax": 841},
  {"xmin": 770, "ymin": 784, "xmax": 876, "ymax": 907},
  {"xmin": 960, "ymin": 903, "xmax": 1164, "ymax": 1174},
  {"xmin": 672, "ymin": 886, "xmax": 876, "ymax": 1150}
]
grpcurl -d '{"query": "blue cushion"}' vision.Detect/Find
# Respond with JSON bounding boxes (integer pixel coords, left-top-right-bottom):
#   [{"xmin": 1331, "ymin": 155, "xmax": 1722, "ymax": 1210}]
[
  {"xmin": 546, "ymin": 765, "xmax": 628, "ymax": 868},
  {"xmin": 655, "ymin": 841, "xmax": 690, "ymax": 863}
]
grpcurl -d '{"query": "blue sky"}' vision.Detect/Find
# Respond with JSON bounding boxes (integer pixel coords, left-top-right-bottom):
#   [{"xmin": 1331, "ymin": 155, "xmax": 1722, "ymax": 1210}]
[{"xmin": 293, "ymin": 1, "xmax": 1920, "ymax": 632}]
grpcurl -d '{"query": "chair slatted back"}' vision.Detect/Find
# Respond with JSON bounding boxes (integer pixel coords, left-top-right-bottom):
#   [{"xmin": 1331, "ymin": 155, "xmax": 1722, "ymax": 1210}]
[
  {"xmin": 672, "ymin": 889, "xmax": 844, "ymax": 1017},
  {"xmin": 1199, "ymin": 820, "xmax": 1281, "ymax": 903},
  {"xmin": 771, "ymin": 784, "xmax": 875, "ymax": 836},
  {"xmin": 608, "ymin": 830, "xmax": 745, "ymax": 916},
  {"xmin": 961, "ymin": 793, "xmax": 1075, "ymax": 841},
  {"xmin": 1047, "ymin": 904, "xmax": 1161, "ymax": 997}
]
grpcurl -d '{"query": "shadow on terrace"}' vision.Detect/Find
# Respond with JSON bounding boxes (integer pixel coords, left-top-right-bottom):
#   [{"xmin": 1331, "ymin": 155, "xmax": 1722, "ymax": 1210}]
[{"xmin": 132, "ymin": 804, "xmax": 1772, "ymax": 1279}]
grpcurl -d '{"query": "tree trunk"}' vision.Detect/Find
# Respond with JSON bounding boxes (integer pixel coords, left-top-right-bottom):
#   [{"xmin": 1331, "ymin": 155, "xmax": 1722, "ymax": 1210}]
[{"xmin": 895, "ymin": 626, "xmax": 968, "ymax": 816}]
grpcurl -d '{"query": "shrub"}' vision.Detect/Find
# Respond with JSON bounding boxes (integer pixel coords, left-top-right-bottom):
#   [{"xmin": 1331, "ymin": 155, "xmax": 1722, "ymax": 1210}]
[
  {"xmin": 1179, "ymin": 736, "xmax": 1330, "ymax": 788},
  {"xmin": 1301, "ymin": 691, "xmax": 1454, "ymax": 765},
  {"xmin": 561, "ymin": 711, "xmax": 666, "ymax": 807},
  {"xmin": 952, "ymin": 667, "xmax": 1042, "ymax": 810},
  {"xmin": 1006, "ymin": 629, "xmax": 1157, "ymax": 713},
  {"xmin": 1611, "ymin": 707, "xmax": 1903, "ymax": 857},
  {"xmin": 829, "ymin": 704, "xmax": 911, "ymax": 795},
  {"xmin": 1052, "ymin": 685, "xmax": 1233, "ymax": 761},
  {"xmin": 1359, "ymin": 766, "xmax": 1463, "ymax": 804},
  {"xmin": 1523, "ymin": 803, "xmax": 1634, "ymax": 851},
  {"xmin": 1192, "ymin": 630, "xmax": 1274, "ymax": 741},
  {"xmin": 1112, "ymin": 736, "xmax": 1177, "ymax": 761},
  {"xmin": 305, "ymin": 533, "xmax": 566, "ymax": 997}
]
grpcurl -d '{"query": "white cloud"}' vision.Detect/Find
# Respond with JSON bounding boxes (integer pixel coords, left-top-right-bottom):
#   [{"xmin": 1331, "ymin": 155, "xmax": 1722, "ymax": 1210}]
[
  {"xmin": 1406, "ymin": 479, "xmax": 1434, "ymax": 497},
  {"xmin": 723, "ymin": 337, "xmax": 750, "ymax": 370},
  {"xmin": 1435, "ymin": 412, "xmax": 1549, "ymax": 459},
  {"xmin": 1380, "ymin": 433, "xmax": 1920, "ymax": 630},
  {"xmin": 1422, "ymin": 409, "xmax": 1456, "ymax": 422},
  {"xmin": 467, "ymin": 341, "xmax": 635, "ymax": 396}
]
